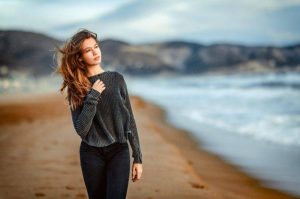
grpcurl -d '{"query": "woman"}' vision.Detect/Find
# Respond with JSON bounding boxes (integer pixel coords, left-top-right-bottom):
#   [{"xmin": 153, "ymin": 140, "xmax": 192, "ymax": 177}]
[{"xmin": 55, "ymin": 29, "xmax": 143, "ymax": 199}]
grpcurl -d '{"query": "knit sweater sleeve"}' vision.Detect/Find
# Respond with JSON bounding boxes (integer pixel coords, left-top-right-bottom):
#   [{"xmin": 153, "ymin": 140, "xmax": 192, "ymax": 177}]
[
  {"xmin": 119, "ymin": 74, "xmax": 143, "ymax": 164},
  {"xmin": 70, "ymin": 88, "xmax": 101, "ymax": 139}
]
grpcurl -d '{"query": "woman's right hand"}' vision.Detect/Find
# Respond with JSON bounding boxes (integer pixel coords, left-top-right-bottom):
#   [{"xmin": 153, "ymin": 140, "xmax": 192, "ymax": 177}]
[{"xmin": 92, "ymin": 79, "xmax": 106, "ymax": 94}]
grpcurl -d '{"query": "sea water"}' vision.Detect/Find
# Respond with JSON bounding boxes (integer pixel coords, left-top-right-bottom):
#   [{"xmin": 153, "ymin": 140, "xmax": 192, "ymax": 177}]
[{"xmin": 128, "ymin": 72, "xmax": 300, "ymax": 197}]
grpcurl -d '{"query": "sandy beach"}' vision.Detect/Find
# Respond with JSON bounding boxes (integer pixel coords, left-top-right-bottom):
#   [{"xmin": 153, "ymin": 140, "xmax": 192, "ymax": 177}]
[{"xmin": 0, "ymin": 92, "xmax": 298, "ymax": 199}]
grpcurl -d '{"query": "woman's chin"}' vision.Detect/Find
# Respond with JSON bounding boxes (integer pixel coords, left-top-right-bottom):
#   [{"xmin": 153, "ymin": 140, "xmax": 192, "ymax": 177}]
[{"xmin": 92, "ymin": 60, "xmax": 101, "ymax": 65}]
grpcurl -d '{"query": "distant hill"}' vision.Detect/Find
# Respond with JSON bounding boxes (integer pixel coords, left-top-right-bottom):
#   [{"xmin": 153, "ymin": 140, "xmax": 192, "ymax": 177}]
[
  {"xmin": 0, "ymin": 30, "xmax": 299, "ymax": 78},
  {"xmin": 0, "ymin": 30, "xmax": 62, "ymax": 77}
]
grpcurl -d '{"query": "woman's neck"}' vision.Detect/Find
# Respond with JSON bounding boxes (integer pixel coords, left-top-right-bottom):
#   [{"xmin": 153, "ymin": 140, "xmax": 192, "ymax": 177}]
[{"xmin": 87, "ymin": 65, "xmax": 105, "ymax": 77}]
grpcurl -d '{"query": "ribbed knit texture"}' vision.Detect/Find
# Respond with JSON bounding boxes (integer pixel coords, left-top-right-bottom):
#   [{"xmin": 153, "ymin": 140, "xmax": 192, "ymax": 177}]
[{"xmin": 70, "ymin": 71, "xmax": 142, "ymax": 163}]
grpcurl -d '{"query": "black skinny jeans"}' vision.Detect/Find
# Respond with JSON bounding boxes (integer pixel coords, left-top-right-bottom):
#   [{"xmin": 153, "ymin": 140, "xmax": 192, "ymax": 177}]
[{"xmin": 79, "ymin": 140, "xmax": 130, "ymax": 199}]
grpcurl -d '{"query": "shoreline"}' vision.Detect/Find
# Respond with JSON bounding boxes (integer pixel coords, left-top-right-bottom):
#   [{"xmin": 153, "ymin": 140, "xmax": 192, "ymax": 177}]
[
  {"xmin": 0, "ymin": 92, "xmax": 299, "ymax": 199},
  {"xmin": 135, "ymin": 96, "xmax": 299, "ymax": 199}
]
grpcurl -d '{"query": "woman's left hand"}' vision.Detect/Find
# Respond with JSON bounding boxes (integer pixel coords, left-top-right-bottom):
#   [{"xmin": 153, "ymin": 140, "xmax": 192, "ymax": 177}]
[{"xmin": 132, "ymin": 163, "xmax": 143, "ymax": 182}]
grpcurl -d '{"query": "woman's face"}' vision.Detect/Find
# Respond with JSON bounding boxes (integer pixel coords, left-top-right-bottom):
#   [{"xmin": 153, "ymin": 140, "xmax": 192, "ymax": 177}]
[{"xmin": 80, "ymin": 37, "xmax": 101, "ymax": 66}]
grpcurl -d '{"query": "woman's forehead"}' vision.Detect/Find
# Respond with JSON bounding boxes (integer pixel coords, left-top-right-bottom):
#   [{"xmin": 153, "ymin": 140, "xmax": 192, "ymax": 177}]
[{"xmin": 81, "ymin": 37, "xmax": 97, "ymax": 49}]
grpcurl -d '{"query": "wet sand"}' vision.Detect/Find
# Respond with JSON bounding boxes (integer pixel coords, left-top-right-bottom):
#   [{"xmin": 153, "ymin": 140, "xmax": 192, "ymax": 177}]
[{"xmin": 0, "ymin": 92, "xmax": 298, "ymax": 199}]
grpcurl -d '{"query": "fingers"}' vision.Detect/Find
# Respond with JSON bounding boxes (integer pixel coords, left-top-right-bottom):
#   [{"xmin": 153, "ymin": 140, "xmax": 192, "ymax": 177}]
[
  {"xmin": 132, "ymin": 164, "xmax": 143, "ymax": 182},
  {"xmin": 137, "ymin": 170, "xmax": 142, "ymax": 180},
  {"xmin": 94, "ymin": 79, "xmax": 104, "ymax": 84},
  {"xmin": 92, "ymin": 79, "xmax": 105, "ymax": 93},
  {"xmin": 94, "ymin": 79, "xmax": 105, "ymax": 87},
  {"xmin": 132, "ymin": 166, "xmax": 137, "ymax": 181}
]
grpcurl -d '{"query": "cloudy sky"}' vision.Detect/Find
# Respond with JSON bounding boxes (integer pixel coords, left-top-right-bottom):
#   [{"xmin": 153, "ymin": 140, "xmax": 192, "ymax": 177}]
[{"xmin": 1, "ymin": 0, "xmax": 300, "ymax": 46}]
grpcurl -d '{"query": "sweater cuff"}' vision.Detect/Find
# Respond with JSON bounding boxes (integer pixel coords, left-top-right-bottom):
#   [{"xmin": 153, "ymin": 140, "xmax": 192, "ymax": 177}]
[
  {"xmin": 87, "ymin": 88, "xmax": 101, "ymax": 100},
  {"xmin": 133, "ymin": 156, "xmax": 142, "ymax": 164}
]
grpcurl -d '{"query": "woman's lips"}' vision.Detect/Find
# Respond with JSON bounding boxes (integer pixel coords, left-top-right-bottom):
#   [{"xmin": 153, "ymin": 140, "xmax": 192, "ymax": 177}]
[{"xmin": 94, "ymin": 56, "xmax": 100, "ymax": 60}]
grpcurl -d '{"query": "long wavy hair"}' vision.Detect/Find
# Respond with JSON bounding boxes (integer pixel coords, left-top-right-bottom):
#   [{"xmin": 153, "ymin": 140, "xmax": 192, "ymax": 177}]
[{"xmin": 54, "ymin": 29, "xmax": 99, "ymax": 111}]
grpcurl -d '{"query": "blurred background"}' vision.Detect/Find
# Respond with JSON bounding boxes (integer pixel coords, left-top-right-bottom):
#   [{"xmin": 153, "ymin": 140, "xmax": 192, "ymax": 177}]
[{"xmin": 0, "ymin": 0, "xmax": 300, "ymax": 198}]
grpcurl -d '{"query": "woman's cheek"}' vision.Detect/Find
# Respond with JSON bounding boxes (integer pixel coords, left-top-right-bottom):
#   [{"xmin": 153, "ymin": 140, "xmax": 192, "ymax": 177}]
[{"xmin": 84, "ymin": 53, "xmax": 94, "ymax": 64}]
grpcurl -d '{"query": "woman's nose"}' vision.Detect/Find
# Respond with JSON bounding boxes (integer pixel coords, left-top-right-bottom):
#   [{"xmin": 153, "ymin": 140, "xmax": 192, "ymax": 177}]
[{"xmin": 92, "ymin": 49, "xmax": 99, "ymax": 55}]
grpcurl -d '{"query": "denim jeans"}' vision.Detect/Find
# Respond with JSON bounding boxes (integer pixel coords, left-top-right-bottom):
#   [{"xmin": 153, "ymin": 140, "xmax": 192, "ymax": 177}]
[{"xmin": 79, "ymin": 140, "xmax": 130, "ymax": 199}]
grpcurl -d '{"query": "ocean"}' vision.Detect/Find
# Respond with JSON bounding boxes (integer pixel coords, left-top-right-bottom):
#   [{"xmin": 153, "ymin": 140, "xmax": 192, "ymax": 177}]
[
  {"xmin": 1, "ymin": 71, "xmax": 300, "ymax": 197},
  {"xmin": 128, "ymin": 72, "xmax": 300, "ymax": 197}
]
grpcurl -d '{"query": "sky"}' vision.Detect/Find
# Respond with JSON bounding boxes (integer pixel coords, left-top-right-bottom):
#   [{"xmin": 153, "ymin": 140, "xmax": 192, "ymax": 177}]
[{"xmin": 0, "ymin": 0, "xmax": 300, "ymax": 46}]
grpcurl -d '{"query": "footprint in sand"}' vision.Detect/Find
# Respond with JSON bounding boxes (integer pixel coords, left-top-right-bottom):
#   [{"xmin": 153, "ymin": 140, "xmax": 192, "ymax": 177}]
[
  {"xmin": 35, "ymin": 192, "xmax": 46, "ymax": 197},
  {"xmin": 187, "ymin": 160, "xmax": 193, "ymax": 165},
  {"xmin": 65, "ymin": 185, "xmax": 75, "ymax": 190},
  {"xmin": 189, "ymin": 181, "xmax": 205, "ymax": 189}
]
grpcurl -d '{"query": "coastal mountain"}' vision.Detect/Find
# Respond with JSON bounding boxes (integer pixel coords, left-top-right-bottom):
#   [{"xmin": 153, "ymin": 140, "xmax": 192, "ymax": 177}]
[
  {"xmin": 0, "ymin": 30, "xmax": 299, "ymax": 77},
  {"xmin": 0, "ymin": 30, "xmax": 61, "ymax": 77}
]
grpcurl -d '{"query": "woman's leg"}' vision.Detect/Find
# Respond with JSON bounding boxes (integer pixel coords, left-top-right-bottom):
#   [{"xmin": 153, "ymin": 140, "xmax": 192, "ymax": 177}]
[
  {"xmin": 106, "ymin": 142, "xmax": 130, "ymax": 199},
  {"xmin": 79, "ymin": 141, "xmax": 107, "ymax": 199}
]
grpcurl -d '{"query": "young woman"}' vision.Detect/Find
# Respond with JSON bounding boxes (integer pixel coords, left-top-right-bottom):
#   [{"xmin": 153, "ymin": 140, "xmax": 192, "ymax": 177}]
[{"xmin": 55, "ymin": 29, "xmax": 143, "ymax": 199}]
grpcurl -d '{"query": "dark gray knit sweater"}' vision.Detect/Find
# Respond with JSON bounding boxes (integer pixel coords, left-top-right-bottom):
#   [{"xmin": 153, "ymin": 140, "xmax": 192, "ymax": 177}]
[{"xmin": 70, "ymin": 71, "xmax": 142, "ymax": 163}]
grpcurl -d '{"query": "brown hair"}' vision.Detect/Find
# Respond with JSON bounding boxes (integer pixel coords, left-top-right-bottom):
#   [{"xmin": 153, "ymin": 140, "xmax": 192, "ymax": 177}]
[{"xmin": 54, "ymin": 28, "xmax": 98, "ymax": 111}]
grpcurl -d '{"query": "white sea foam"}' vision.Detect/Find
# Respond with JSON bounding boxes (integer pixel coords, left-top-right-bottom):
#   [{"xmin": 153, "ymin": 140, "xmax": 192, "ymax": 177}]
[{"xmin": 130, "ymin": 72, "xmax": 300, "ymax": 147}]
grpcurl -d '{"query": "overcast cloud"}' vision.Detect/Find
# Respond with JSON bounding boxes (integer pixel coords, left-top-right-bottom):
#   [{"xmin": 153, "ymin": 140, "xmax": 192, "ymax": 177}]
[{"xmin": 0, "ymin": 0, "xmax": 299, "ymax": 46}]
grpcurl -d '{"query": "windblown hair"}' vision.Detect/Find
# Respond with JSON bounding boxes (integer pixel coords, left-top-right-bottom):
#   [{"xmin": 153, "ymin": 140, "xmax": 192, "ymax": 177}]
[{"xmin": 54, "ymin": 29, "xmax": 98, "ymax": 111}]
